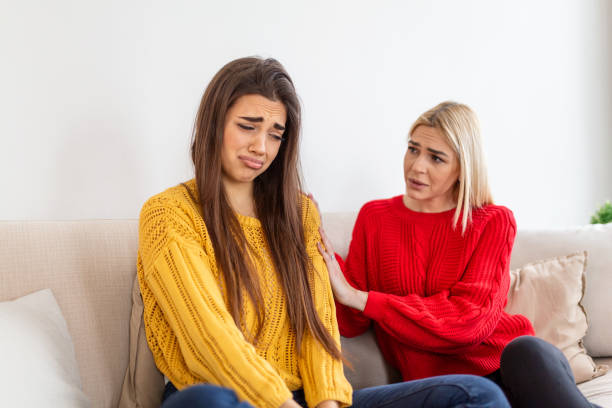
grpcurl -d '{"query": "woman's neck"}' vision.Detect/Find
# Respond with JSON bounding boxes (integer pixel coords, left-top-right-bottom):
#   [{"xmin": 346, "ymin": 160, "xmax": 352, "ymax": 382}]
[
  {"xmin": 402, "ymin": 194, "xmax": 456, "ymax": 213},
  {"xmin": 223, "ymin": 178, "xmax": 256, "ymax": 218}
]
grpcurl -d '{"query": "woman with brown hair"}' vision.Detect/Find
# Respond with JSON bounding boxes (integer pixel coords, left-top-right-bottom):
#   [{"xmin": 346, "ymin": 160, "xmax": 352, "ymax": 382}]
[{"xmin": 137, "ymin": 58, "xmax": 510, "ymax": 408}]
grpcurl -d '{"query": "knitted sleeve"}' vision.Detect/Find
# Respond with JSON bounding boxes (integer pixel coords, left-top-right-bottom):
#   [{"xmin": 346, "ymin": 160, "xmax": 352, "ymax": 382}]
[
  {"xmin": 138, "ymin": 197, "xmax": 292, "ymax": 408},
  {"xmin": 297, "ymin": 197, "xmax": 353, "ymax": 408},
  {"xmin": 363, "ymin": 208, "xmax": 517, "ymax": 353},
  {"xmin": 335, "ymin": 206, "xmax": 373, "ymax": 337}
]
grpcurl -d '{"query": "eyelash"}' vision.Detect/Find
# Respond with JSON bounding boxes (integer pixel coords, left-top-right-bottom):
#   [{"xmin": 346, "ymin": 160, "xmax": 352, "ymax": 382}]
[{"xmin": 238, "ymin": 123, "xmax": 284, "ymax": 142}]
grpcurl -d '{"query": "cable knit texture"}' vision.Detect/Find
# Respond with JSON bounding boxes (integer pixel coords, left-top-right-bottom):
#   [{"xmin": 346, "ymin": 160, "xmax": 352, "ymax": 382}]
[
  {"xmin": 137, "ymin": 179, "xmax": 352, "ymax": 408},
  {"xmin": 335, "ymin": 195, "xmax": 535, "ymax": 381}
]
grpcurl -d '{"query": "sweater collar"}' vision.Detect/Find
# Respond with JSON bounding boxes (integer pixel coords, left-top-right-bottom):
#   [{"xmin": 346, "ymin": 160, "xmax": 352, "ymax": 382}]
[{"xmin": 391, "ymin": 195, "xmax": 456, "ymax": 223}]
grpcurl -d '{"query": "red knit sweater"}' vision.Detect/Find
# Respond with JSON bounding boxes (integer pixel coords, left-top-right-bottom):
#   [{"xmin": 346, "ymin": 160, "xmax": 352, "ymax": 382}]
[{"xmin": 336, "ymin": 196, "xmax": 534, "ymax": 380}]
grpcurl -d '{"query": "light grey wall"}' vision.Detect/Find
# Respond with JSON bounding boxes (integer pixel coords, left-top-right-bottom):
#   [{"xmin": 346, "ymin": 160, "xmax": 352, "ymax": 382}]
[{"xmin": 1, "ymin": 0, "xmax": 611, "ymax": 227}]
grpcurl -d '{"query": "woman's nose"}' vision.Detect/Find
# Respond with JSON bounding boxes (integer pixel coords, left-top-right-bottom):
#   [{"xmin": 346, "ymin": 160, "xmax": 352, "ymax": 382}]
[
  {"xmin": 411, "ymin": 154, "xmax": 427, "ymax": 173},
  {"xmin": 249, "ymin": 131, "xmax": 266, "ymax": 155}
]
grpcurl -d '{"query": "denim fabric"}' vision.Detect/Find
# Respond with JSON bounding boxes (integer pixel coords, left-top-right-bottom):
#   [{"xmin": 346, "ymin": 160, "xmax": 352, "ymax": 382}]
[
  {"xmin": 160, "ymin": 337, "xmax": 604, "ymax": 408},
  {"xmin": 349, "ymin": 375, "xmax": 508, "ymax": 408},
  {"xmin": 162, "ymin": 382, "xmax": 254, "ymax": 408},
  {"xmin": 164, "ymin": 374, "xmax": 508, "ymax": 408}
]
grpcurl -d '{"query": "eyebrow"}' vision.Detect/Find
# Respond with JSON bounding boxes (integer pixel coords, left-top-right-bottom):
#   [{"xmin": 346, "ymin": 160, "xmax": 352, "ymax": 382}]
[
  {"xmin": 408, "ymin": 140, "xmax": 449, "ymax": 157},
  {"xmin": 239, "ymin": 116, "xmax": 286, "ymax": 131}
]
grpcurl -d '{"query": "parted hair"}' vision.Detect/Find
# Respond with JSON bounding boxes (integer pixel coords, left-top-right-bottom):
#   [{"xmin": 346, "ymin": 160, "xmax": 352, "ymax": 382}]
[
  {"xmin": 188, "ymin": 57, "xmax": 341, "ymax": 359},
  {"xmin": 409, "ymin": 101, "xmax": 494, "ymax": 233}
]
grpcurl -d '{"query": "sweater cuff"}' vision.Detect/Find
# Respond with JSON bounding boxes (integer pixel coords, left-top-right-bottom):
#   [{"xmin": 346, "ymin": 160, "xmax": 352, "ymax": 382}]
[
  {"xmin": 269, "ymin": 389, "xmax": 294, "ymax": 408},
  {"xmin": 308, "ymin": 389, "xmax": 353, "ymax": 408},
  {"xmin": 362, "ymin": 290, "xmax": 386, "ymax": 321}
]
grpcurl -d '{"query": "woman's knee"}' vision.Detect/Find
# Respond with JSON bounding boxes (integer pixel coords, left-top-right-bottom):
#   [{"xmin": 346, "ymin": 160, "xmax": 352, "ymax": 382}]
[
  {"xmin": 501, "ymin": 335, "xmax": 561, "ymax": 366},
  {"xmin": 465, "ymin": 376, "xmax": 510, "ymax": 407},
  {"xmin": 500, "ymin": 335, "xmax": 575, "ymax": 386},
  {"xmin": 424, "ymin": 375, "xmax": 509, "ymax": 407}
]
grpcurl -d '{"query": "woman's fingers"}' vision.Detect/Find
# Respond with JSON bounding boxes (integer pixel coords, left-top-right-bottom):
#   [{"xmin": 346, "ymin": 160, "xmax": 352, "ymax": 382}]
[
  {"xmin": 317, "ymin": 242, "xmax": 334, "ymax": 264},
  {"xmin": 316, "ymin": 241, "xmax": 325, "ymax": 257},
  {"xmin": 319, "ymin": 226, "xmax": 335, "ymax": 255},
  {"xmin": 319, "ymin": 241, "xmax": 356, "ymax": 306}
]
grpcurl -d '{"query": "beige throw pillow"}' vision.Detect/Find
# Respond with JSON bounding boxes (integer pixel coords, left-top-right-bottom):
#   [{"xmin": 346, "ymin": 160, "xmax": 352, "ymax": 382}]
[
  {"xmin": 118, "ymin": 275, "xmax": 164, "ymax": 408},
  {"xmin": 505, "ymin": 251, "xmax": 608, "ymax": 383}
]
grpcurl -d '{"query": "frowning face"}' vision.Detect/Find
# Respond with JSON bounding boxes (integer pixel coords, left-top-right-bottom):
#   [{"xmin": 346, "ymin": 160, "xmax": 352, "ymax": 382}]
[
  {"xmin": 220, "ymin": 94, "xmax": 287, "ymax": 188},
  {"xmin": 403, "ymin": 125, "xmax": 460, "ymax": 212}
]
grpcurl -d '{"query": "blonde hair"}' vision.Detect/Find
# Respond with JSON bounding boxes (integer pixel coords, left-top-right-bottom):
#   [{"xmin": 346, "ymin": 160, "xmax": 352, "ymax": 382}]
[{"xmin": 409, "ymin": 101, "xmax": 493, "ymax": 233}]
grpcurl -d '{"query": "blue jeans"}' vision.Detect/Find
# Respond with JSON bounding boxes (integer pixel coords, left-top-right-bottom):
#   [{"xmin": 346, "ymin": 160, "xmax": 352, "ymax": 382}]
[
  {"xmin": 162, "ymin": 383, "xmax": 252, "ymax": 408},
  {"xmin": 162, "ymin": 374, "xmax": 509, "ymax": 408}
]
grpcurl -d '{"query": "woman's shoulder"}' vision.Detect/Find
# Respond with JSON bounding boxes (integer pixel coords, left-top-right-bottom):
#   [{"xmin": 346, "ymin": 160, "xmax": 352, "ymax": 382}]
[
  {"xmin": 140, "ymin": 179, "xmax": 200, "ymax": 222},
  {"xmin": 361, "ymin": 196, "xmax": 395, "ymax": 213},
  {"xmin": 138, "ymin": 180, "xmax": 205, "ymax": 259},
  {"xmin": 357, "ymin": 196, "xmax": 398, "ymax": 220},
  {"xmin": 300, "ymin": 194, "xmax": 322, "ymax": 229},
  {"xmin": 470, "ymin": 204, "xmax": 516, "ymax": 230}
]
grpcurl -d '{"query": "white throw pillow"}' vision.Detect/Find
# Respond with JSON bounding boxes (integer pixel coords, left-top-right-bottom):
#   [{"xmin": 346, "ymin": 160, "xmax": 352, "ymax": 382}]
[{"xmin": 0, "ymin": 289, "xmax": 90, "ymax": 407}]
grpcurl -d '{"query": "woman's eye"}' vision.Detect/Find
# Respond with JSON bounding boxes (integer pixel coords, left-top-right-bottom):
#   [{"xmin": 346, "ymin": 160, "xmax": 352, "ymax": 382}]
[
  {"xmin": 408, "ymin": 146, "xmax": 418, "ymax": 154},
  {"xmin": 432, "ymin": 155, "xmax": 444, "ymax": 163},
  {"xmin": 270, "ymin": 134, "xmax": 284, "ymax": 142},
  {"xmin": 238, "ymin": 124, "xmax": 254, "ymax": 130}
]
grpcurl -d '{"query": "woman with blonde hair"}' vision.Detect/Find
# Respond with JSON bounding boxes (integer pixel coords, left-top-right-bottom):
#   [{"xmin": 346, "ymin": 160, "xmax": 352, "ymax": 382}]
[
  {"xmin": 138, "ymin": 60, "xmax": 510, "ymax": 408},
  {"xmin": 319, "ymin": 101, "xmax": 598, "ymax": 407}
]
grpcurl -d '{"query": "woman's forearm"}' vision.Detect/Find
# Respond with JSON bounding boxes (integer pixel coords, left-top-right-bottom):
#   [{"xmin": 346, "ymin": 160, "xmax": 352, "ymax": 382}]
[{"xmin": 340, "ymin": 287, "xmax": 368, "ymax": 312}]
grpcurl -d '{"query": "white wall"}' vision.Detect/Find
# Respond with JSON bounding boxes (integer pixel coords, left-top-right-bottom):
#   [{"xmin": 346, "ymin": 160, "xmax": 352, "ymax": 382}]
[{"xmin": 1, "ymin": 0, "xmax": 611, "ymax": 228}]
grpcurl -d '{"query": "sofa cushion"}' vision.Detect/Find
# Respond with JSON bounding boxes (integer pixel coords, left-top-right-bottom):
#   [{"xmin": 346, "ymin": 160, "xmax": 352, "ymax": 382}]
[
  {"xmin": 505, "ymin": 252, "xmax": 608, "ymax": 383},
  {"xmin": 118, "ymin": 275, "xmax": 164, "ymax": 408},
  {"xmin": 510, "ymin": 223, "xmax": 612, "ymax": 356},
  {"xmin": 341, "ymin": 329, "xmax": 401, "ymax": 389},
  {"xmin": 579, "ymin": 358, "xmax": 612, "ymax": 407},
  {"xmin": 0, "ymin": 220, "xmax": 138, "ymax": 408},
  {"xmin": 0, "ymin": 289, "xmax": 90, "ymax": 407}
]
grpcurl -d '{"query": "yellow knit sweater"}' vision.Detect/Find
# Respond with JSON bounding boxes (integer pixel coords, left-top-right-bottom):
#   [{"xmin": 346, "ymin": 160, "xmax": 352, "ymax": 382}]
[{"xmin": 137, "ymin": 180, "xmax": 352, "ymax": 408}]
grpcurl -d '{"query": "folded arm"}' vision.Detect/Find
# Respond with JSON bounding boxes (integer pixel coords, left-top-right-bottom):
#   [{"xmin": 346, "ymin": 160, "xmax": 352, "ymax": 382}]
[{"xmin": 363, "ymin": 209, "xmax": 516, "ymax": 353}]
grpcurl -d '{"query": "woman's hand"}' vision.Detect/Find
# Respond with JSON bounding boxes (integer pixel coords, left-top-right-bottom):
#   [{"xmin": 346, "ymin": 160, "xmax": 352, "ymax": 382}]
[
  {"xmin": 280, "ymin": 398, "xmax": 302, "ymax": 408},
  {"xmin": 317, "ymin": 227, "xmax": 368, "ymax": 311},
  {"xmin": 281, "ymin": 398, "xmax": 339, "ymax": 408},
  {"xmin": 316, "ymin": 400, "xmax": 340, "ymax": 408},
  {"xmin": 308, "ymin": 193, "xmax": 368, "ymax": 312}
]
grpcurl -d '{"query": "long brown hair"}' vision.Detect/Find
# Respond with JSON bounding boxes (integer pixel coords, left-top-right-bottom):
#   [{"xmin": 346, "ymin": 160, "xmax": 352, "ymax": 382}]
[{"xmin": 190, "ymin": 57, "xmax": 341, "ymax": 359}]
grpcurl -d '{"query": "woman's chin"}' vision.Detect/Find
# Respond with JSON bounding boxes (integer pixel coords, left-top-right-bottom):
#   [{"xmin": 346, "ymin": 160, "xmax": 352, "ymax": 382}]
[{"xmin": 405, "ymin": 190, "xmax": 426, "ymax": 202}]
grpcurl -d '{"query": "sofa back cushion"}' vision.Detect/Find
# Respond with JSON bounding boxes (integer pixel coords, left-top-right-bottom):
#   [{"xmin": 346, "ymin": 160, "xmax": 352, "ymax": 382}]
[
  {"xmin": 0, "ymin": 221, "xmax": 138, "ymax": 408},
  {"xmin": 2, "ymin": 217, "xmax": 610, "ymax": 404}
]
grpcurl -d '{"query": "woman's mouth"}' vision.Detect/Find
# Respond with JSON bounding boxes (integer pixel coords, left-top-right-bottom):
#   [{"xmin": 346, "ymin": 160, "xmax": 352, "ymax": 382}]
[
  {"xmin": 239, "ymin": 155, "xmax": 264, "ymax": 169},
  {"xmin": 408, "ymin": 178, "xmax": 428, "ymax": 189}
]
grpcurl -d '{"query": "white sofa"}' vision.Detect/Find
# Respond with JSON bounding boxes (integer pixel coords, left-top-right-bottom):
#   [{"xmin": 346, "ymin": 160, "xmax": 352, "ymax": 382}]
[{"xmin": 1, "ymin": 215, "xmax": 611, "ymax": 407}]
